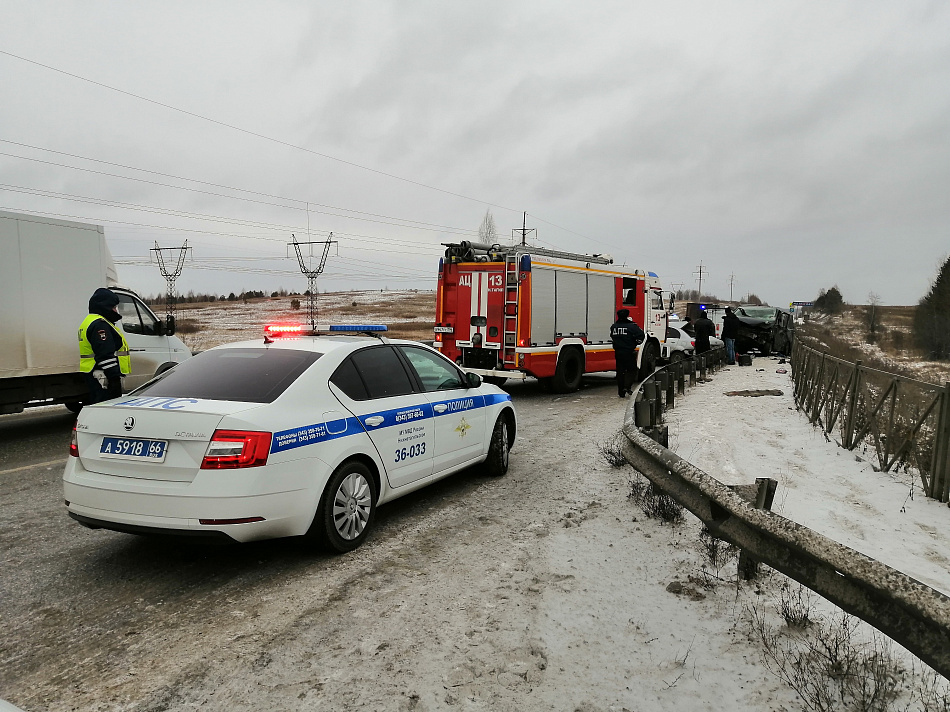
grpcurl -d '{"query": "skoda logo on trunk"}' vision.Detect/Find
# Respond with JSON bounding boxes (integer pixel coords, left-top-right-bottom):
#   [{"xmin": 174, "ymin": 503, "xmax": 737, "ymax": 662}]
[{"xmin": 123, "ymin": 417, "xmax": 135, "ymax": 431}]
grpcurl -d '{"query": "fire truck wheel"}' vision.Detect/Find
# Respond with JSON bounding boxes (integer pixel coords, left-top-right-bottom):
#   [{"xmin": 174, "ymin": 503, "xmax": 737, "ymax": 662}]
[
  {"xmin": 638, "ymin": 343, "xmax": 659, "ymax": 380},
  {"xmin": 483, "ymin": 416, "xmax": 510, "ymax": 477},
  {"xmin": 551, "ymin": 349, "xmax": 583, "ymax": 393}
]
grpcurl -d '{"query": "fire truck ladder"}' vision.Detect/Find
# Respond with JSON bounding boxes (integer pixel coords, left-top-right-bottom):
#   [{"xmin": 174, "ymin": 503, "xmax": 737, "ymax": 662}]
[{"xmin": 502, "ymin": 251, "xmax": 520, "ymax": 368}]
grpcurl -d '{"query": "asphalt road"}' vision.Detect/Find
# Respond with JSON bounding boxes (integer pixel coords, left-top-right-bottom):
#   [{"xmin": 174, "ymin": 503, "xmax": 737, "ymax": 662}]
[{"xmin": 0, "ymin": 375, "xmax": 628, "ymax": 712}]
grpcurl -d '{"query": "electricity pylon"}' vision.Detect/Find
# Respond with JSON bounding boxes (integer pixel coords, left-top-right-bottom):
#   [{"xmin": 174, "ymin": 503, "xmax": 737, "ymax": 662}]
[
  {"xmin": 151, "ymin": 241, "xmax": 191, "ymax": 320},
  {"xmin": 289, "ymin": 233, "xmax": 336, "ymax": 329}
]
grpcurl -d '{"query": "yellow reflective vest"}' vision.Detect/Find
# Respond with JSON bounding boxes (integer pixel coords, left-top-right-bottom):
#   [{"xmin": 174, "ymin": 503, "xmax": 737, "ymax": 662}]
[{"xmin": 78, "ymin": 314, "xmax": 132, "ymax": 374}]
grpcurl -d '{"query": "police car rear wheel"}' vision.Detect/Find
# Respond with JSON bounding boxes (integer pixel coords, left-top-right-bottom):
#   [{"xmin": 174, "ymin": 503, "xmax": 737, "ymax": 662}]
[
  {"xmin": 484, "ymin": 416, "xmax": 510, "ymax": 477},
  {"xmin": 311, "ymin": 462, "xmax": 377, "ymax": 553}
]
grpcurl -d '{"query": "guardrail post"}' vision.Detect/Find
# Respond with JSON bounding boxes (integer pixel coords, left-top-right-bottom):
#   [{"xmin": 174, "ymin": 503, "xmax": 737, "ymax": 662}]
[
  {"xmin": 677, "ymin": 361, "xmax": 686, "ymax": 395},
  {"xmin": 810, "ymin": 353, "xmax": 826, "ymax": 424},
  {"xmin": 642, "ymin": 379, "xmax": 659, "ymax": 426},
  {"xmin": 665, "ymin": 370, "xmax": 675, "ymax": 408},
  {"xmin": 689, "ymin": 358, "xmax": 697, "ymax": 387},
  {"xmin": 634, "ymin": 397, "xmax": 652, "ymax": 428},
  {"xmin": 738, "ymin": 477, "xmax": 778, "ymax": 580},
  {"xmin": 699, "ymin": 355, "xmax": 707, "ymax": 381},
  {"xmin": 843, "ymin": 360, "xmax": 862, "ymax": 450},
  {"xmin": 930, "ymin": 382, "xmax": 950, "ymax": 501}
]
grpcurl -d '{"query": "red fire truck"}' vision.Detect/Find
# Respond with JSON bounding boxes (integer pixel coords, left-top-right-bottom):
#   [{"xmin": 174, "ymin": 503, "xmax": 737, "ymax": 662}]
[{"xmin": 434, "ymin": 241, "xmax": 671, "ymax": 392}]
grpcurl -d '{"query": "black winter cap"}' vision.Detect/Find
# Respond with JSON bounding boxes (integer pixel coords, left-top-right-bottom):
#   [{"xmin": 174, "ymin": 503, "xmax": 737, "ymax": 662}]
[{"xmin": 89, "ymin": 288, "xmax": 120, "ymax": 320}]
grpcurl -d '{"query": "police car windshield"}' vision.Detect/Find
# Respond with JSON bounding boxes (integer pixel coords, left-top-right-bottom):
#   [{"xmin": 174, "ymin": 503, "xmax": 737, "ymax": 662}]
[{"xmin": 133, "ymin": 348, "xmax": 322, "ymax": 403}]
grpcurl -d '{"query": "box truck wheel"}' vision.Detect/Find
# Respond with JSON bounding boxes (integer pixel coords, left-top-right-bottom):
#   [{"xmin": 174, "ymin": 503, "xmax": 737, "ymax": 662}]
[{"xmin": 551, "ymin": 349, "xmax": 583, "ymax": 393}]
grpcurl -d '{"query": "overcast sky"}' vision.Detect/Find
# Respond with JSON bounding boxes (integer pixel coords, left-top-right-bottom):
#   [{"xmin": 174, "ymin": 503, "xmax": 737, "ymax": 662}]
[{"xmin": 1, "ymin": 1, "xmax": 948, "ymax": 306}]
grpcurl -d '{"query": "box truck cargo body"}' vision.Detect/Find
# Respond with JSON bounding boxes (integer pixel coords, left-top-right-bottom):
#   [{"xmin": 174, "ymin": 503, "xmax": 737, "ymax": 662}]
[
  {"xmin": 434, "ymin": 241, "xmax": 671, "ymax": 393},
  {"xmin": 0, "ymin": 211, "xmax": 191, "ymax": 413}
]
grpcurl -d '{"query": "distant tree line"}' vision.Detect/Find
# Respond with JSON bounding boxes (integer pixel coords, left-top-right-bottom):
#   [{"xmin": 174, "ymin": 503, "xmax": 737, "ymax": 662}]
[
  {"xmin": 814, "ymin": 286, "xmax": 844, "ymax": 314},
  {"xmin": 914, "ymin": 256, "xmax": 950, "ymax": 360},
  {"xmin": 813, "ymin": 257, "xmax": 950, "ymax": 361},
  {"xmin": 144, "ymin": 288, "xmax": 301, "ymax": 306},
  {"xmin": 674, "ymin": 289, "xmax": 724, "ymax": 304}
]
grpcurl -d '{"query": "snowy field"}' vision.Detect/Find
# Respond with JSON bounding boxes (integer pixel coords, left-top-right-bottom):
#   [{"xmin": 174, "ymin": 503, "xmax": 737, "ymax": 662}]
[
  {"xmin": 171, "ymin": 290, "xmax": 436, "ymax": 353},
  {"xmin": 667, "ymin": 359, "xmax": 950, "ymax": 599}
]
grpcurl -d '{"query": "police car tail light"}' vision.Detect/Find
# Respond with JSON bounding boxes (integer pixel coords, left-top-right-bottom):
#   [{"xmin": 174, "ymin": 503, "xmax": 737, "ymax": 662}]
[
  {"xmin": 200, "ymin": 430, "xmax": 271, "ymax": 469},
  {"xmin": 69, "ymin": 425, "xmax": 79, "ymax": 457}
]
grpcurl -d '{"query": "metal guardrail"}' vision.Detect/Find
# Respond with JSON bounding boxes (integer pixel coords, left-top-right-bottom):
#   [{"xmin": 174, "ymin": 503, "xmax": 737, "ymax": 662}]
[
  {"xmin": 622, "ymin": 358, "xmax": 950, "ymax": 678},
  {"xmin": 791, "ymin": 339, "xmax": 950, "ymax": 501}
]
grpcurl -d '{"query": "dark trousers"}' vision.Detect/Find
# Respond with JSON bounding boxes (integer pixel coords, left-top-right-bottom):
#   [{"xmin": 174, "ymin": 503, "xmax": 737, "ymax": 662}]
[
  {"xmin": 83, "ymin": 372, "xmax": 122, "ymax": 404},
  {"xmin": 615, "ymin": 350, "xmax": 637, "ymax": 395}
]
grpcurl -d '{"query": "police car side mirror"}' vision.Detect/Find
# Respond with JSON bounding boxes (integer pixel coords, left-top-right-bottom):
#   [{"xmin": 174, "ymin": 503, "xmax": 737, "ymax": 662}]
[
  {"xmin": 466, "ymin": 372, "xmax": 481, "ymax": 388},
  {"xmin": 165, "ymin": 314, "xmax": 176, "ymax": 336}
]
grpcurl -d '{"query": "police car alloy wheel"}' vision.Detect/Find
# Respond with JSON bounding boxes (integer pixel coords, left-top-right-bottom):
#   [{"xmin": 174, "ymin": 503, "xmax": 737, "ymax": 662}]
[
  {"xmin": 484, "ymin": 416, "xmax": 510, "ymax": 477},
  {"xmin": 311, "ymin": 461, "xmax": 377, "ymax": 553}
]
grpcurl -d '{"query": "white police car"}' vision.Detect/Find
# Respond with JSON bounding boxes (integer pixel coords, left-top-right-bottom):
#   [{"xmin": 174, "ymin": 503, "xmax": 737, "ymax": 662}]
[{"xmin": 64, "ymin": 324, "xmax": 516, "ymax": 553}]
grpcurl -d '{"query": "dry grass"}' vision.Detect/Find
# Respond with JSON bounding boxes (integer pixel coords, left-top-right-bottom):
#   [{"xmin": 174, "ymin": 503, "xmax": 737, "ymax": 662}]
[
  {"xmin": 169, "ymin": 290, "xmax": 436, "ymax": 352},
  {"xmin": 799, "ymin": 307, "xmax": 950, "ymax": 386}
]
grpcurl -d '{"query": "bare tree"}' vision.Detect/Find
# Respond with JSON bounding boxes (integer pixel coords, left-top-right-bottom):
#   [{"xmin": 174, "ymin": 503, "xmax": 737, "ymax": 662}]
[
  {"xmin": 866, "ymin": 291, "xmax": 881, "ymax": 342},
  {"xmin": 478, "ymin": 210, "xmax": 498, "ymax": 244}
]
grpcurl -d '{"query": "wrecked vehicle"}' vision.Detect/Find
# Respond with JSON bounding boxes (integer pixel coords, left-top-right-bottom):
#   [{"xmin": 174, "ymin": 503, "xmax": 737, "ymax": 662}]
[
  {"xmin": 734, "ymin": 306, "xmax": 795, "ymax": 356},
  {"xmin": 684, "ymin": 303, "xmax": 794, "ymax": 356}
]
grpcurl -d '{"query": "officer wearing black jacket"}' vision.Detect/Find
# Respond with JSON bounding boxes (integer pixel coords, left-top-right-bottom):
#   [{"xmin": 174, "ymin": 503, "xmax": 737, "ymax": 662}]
[
  {"xmin": 693, "ymin": 312, "xmax": 715, "ymax": 354},
  {"xmin": 78, "ymin": 288, "xmax": 131, "ymax": 404},
  {"xmin": 610, "ymin": 308, "xmax": 645, "ymax": 397}
]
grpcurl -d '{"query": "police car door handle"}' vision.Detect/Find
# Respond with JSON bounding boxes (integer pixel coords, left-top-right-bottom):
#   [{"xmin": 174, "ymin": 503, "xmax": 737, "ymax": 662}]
[
  {"xmin": 364, "ymin": 416, "xmax": 385, "ymax": 427},
  {"xmin": 433, "ymin": 404, "xmax": 448, "ymax": 413}
]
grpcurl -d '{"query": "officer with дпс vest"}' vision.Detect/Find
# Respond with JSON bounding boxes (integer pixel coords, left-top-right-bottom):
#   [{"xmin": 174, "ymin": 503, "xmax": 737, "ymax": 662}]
[
  {"xmin": 78, "ymin": 288, "xmax": 131, "ymax": 404},
  {"xmin": 610, "ymin": 308, "xmax": 645, "ymax": 398}
]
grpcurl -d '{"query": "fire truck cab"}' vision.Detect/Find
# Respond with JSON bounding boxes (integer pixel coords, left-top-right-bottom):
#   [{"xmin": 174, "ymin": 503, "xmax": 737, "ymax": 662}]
[{"xmin": 434, "ymin": 241, "xmax": 671, "ymax": 393}]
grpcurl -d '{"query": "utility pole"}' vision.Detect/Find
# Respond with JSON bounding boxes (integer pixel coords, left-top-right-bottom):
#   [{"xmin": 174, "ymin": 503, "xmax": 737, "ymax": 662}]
[
  {"xmin": 511, "ymin": 212, "xmax": 536, "ymax": 246},
  {"xmin": 289, "ymin": 233, "xmax": 336, "ymax": 330},
  {"xmin": 151, "ymin": 241, "xmax": 191, "ymax": 322},
  {"xmin": 694, "ymin": 262, "xmax": 707, "ymax": 300},
  {"xmin": 729, "ymin": 273, "xmax": 736, "ymax": 302}
]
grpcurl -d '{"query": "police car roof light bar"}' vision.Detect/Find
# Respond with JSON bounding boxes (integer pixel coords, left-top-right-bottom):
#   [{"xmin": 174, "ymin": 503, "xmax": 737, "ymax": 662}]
[{"xmin": 264, "ymin": 323, "xmax": 388, "ymax": 340}]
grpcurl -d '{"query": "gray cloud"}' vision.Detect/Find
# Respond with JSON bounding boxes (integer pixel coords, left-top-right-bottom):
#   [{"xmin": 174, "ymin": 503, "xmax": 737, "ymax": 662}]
[{"xmin": 0, "ymin": 0, "xmax": 948, "ymax": 305}]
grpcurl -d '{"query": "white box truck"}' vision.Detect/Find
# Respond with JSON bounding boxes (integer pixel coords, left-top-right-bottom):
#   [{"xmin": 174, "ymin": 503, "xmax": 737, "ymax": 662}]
[{"xmin": 0, "ymin": 211, "xmax": 192, "ymax": 414}]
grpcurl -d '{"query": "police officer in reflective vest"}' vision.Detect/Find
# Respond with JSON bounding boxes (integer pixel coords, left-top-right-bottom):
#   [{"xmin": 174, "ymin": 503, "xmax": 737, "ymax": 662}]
[
  {"xmin": 610, "ymin": 308, "xmax": 644, "ymax": 398},
  {"xmin": 78, "ymin": 288, "xmax": 131, "ymax": 403}
]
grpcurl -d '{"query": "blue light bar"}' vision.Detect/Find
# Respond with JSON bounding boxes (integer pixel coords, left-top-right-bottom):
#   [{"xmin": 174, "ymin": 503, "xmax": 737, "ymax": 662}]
[{"xmin": 326, "ymin": 324, "xmax": 388, "ymax": 332}]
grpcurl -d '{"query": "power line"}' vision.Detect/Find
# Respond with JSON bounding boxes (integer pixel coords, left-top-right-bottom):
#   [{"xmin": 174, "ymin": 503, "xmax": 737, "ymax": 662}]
[
  {"xmin": 2, "ymin": 204, "xmax": 445, "ymax": 272},
  {"xmin": 0, "ymin": 185, "xmax": 457, "ymax": 248},
  {"xmin": 0, "ymin": 49, "xmax": 522, "ymax": 214},
  {"xmin": 0, "ymin": 140, "xmax": 480, "ymax": 235}
]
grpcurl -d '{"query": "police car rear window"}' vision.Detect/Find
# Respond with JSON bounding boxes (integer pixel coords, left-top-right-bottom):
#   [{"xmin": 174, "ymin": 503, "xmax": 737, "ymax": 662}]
[{"xmin": 133, "ymin": 348, "xmax": 322, "ymax": 403}]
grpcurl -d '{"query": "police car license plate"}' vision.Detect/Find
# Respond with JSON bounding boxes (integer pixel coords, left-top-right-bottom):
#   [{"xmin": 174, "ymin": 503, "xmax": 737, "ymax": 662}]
[{"xmin": 100, "ymin": 436, "xmax": 168, "ymax": 462}]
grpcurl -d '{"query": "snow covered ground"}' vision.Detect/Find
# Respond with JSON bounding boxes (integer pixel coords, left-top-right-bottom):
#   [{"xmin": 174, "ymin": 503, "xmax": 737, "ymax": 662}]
[{"xmin": 667, "ymin": 356, "xmax": 950, "ymax": 599}]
